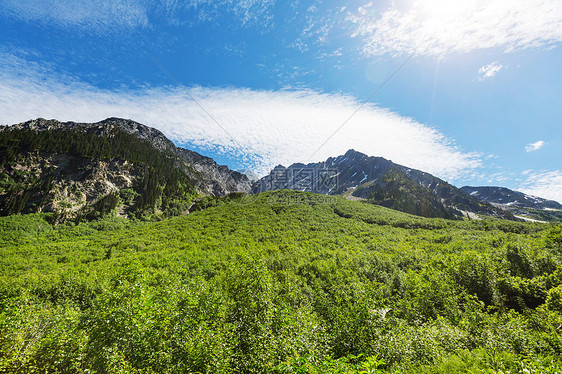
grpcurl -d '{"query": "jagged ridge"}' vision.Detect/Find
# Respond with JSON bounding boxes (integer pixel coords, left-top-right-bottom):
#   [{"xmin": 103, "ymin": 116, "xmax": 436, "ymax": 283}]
[
  {"xmin": 252, "ymin": 149, "xmax": 513, "ymax": 220},
  {"xmin": 461, "ymin": 186, "xmax": 562, "ymax": 222},
  {"xmin": 0, "ymin": 118, "xmax": 250, "ymax": 220}
]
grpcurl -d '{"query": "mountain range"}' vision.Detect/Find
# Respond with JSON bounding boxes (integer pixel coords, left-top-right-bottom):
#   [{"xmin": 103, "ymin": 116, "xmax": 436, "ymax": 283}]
[
  {"xmin": 460, "ymin": 186, "xmax": 562, "ymax": 222},
  {"xmin": 1, "ymin": 118, "xmax": 559, "ymax": 222},
  {"xmin": 252, "ymin": 149, "xmax": 513, "ymax": 220}
]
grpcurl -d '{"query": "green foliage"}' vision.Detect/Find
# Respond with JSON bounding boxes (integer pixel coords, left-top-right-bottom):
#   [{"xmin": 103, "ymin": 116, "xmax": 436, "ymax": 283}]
[
  {"xmin": 270, "ymin": 354, "xmax": 386, "ymax": 374},
  {"xmin": 119, "ymin": 188, "xmax": 139, "ymax": 205},
  {"xmin": 546, "ymin": 285, "xmax": 562, "ymax": 312},
  {"xmin": 525, "ymin": 208, "xmax": 562, "ymax": 223},
  {"xmin": 546, "ymin": 227, "xmax": 562, "ymax": 250},
  {"xmin": 356, "ymin": 168, "xmax": 457, "ymax": 219},
  {"xmin": 413, "ymin": 348, "xmax": 562, "ymax": 373},
  {"xmin": 0, "ymin": 190, "xmax": 561, "ymax": 372},
  {"xmin": 0, "ymin": 127, "xmax": 197, "ymax": 219}
]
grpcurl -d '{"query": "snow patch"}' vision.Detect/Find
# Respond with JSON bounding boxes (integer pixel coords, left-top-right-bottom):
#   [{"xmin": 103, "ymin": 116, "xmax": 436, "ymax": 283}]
[
  {"xmin": 514, "ymin": 215, "xmax": 547, "ymax": 223},
  {"xmin": 359, "ymin": 171, "xmax": 368, "ymax": 184}
]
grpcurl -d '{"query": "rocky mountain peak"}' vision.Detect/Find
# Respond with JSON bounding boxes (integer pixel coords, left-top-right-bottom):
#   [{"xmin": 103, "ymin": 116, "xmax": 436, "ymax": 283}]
[
  {"xmin": 4, "ymin": 117, "xmax": 176, "ymax": 153},
  {"xmin": 97, "ymin": 118, "xmax": 175, "ymax": 152},
  {"xmin": 1, "ymin": 118, "xmax": 252, "ymax": 220},
  {"xmin": 460, "ymin": 186, "xmax": 562, "ymax": 222},
  {"xmin": 252, "ymin": 150, "xmax": 512, "ymax": 220}
]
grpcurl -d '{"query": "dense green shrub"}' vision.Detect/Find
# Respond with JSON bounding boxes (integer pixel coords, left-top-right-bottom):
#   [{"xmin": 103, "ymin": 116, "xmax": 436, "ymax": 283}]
[{"xmin": 0, "ymin": 191, "xmax": 561, "ymax": 372}]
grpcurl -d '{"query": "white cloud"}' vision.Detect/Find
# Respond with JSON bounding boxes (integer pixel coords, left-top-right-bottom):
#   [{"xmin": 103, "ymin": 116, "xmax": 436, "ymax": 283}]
[
  {"xmin": 0, "ymin": 0, "xmax": 149, "ymax": 31},
  {"xmin": 478, "ymin": 62, "xmax": 503, "ymax": 81},
  {"xmin": 525, "ymin": 140, "xmax": 545, "ymax": 152},
  {"xmin": 0, "ymin": 53, "xmax": 481, "ymax": 180},
  {"xmin": 176, "ymin": 0, "xmax": 276, "ymax": 26},
  {"xmin": 519, "ymin": 170, "xmax": 562, "ymax": 203},
  {"xmin": 349, "ymin": 0, "xmax": 562, "ymax": 57},
  {"xmin": 0, "ymin": 0, "xmax": 276, "ymax": 31}
]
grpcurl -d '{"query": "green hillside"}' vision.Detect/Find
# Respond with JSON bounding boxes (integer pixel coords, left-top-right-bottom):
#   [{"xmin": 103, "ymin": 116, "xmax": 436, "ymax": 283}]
[
  {"xmin": 1, "ymin": 190, "xmax": 562, "ymax": 373},
  {"xmin": 0, "ymin": 126, "xmax": 197, "ymax": 220},
  {"xmin": 353, "ymin": 167, "xmax": 457, "ymax": 219}
]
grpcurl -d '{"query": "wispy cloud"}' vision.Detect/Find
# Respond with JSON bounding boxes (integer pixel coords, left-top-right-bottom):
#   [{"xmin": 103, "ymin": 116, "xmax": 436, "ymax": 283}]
[
  {"xmin": 519, "ymin": 170, "xmax": 562, "ymax": 203},
  {"xmin": 0, "ymin": 53, "xmax": 481, "ymax": 180},
  {"xmin": 349, "ymin": 0, "xmax": 562, "ymax": 57},
  {"xmin": 227, "ymin": 0, "xmax": 276, "ymax": 26},
  {"xmin": 478, "ymin": 62, "xmax": 503, "ymax": 81},
  {"xmin": 287, "ymin": 4, "xmax": 340, "ymax": 54},
  {"xmin": 525, "ymin": 140, "xmax": 545, "ymax": 152},
  {"xmin": 0, "ymin": 0, "xmax": 149, "ymax": 31},
  {"xmin": 0, "ymin": 0, "xmax": 276, "ymax": 31},
  {"xmin": 167, "ymin": 0, "xmax": 276, "ymax": 27}
]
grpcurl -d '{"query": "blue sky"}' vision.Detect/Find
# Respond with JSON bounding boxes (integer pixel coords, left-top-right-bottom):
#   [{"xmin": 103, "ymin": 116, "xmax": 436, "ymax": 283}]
[{"xmin": 1, "ymin": 0, "xmax": 561, "ymax": 202}]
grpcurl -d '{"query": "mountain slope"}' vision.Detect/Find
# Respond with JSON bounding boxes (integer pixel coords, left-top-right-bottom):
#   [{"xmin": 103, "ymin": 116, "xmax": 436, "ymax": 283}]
[
  {"xmin": 0, "ymin": 190, "xmax": 559, "ymax": 372},
  {"xmin": 0, "ymin": 118, "xmax": 250, "ymax": 220},
  {"xmin": 252, "ymin": 149, "xmax": 512, "ymax": 220},
  {"xmin": 461, "ymin": 186, "xmax": 562, "ymax": 222}
]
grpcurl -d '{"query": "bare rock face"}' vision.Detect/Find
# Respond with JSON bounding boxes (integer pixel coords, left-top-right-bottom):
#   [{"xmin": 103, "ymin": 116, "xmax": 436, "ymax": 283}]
[
  {"xmin": 2, "ymin": 152, "xmax": 142, "ymax": 216},
  {"xmin": 0, "ymin": 117, "xmax": 251, "ymax": 219},
  {"xmin": 174, "ymin": 148, "xmax": 251, "ymax": 195},
  {"xmin": 252, "ymin": 149, "xmax": 513, "ymax": 220},
  {"xmin": 3, "ymin": 117, "xmax": 251, "ymax": 196},
  {"xmin": 461, "ymin": 186, "xmax": 562, "ymax": 222}
]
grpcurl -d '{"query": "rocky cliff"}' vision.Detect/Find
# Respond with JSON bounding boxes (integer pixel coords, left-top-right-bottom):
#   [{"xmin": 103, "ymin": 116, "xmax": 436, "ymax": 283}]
[
  {"xmin": 0, "ymin": 118, "xmax": 251, "ymax": 220},
  {"xmin": 252, "ymin": 149, "xmax": 513, "ymax": 220}
]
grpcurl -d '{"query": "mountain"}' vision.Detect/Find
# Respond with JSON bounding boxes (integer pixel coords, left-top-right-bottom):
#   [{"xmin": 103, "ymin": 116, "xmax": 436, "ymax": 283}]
[
  {"xmin": 5, "ymin": 118, "xmax": 553, "ymax": 223},
  {"xmin": 0, "ymin": 118, "xmax": 250, "ymax": 220},
  {"xmin": 252, "ymin": 149, "xmax": 513, "ymax": 220},
  {"xmin": 238, "ymin": 169, "xmax": 260, "ymax": 182},
  {"xmin": 461, "ymin": 186, "xmax": 562, "ymax": 222}
]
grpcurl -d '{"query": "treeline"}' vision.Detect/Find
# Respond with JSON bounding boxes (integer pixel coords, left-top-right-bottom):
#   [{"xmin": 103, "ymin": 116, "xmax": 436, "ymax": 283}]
[
  {"xmin": 364, "ymin": 168, "xmax": 457, "ymax": 219},
  {"xmin": 0, "ymin": 126, "xmax": 197, "ymax": 218}
]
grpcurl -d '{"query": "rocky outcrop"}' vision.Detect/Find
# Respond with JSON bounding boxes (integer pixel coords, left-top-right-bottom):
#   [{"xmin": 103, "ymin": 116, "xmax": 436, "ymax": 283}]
[
  {"xmin": 2, "ymin": 117, "xmax": 251, "ymax": 196},
  {"xmin": 0, "ymin": 151, "xmax": 142, "ymax": 218},
  {"xmin": 0, "ymin": 117, "xmax": 251, "ymax": 220},
  {"xmin": 461, "ymin": 186, "xmax": 562, "ymax": 222},
  {"xmin": 252, "ymin": 149, "xmax": 512, "ymax": 220}
]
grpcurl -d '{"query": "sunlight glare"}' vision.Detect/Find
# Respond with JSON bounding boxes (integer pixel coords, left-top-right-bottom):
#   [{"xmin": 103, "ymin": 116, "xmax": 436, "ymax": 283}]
[{"xmin": 415, "ymin": 0, "xmax": 479, "ymax": 19}]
